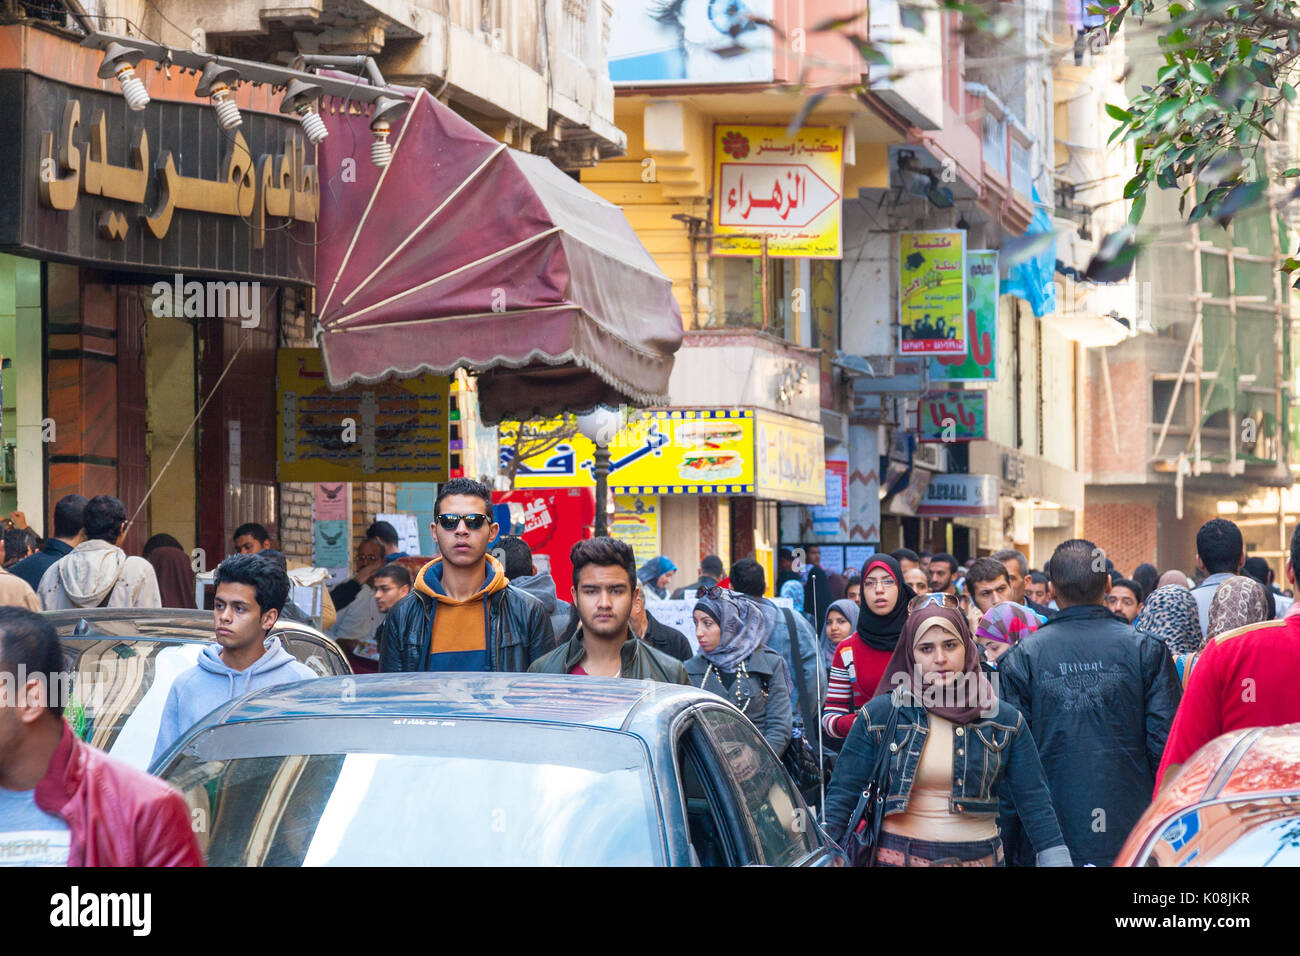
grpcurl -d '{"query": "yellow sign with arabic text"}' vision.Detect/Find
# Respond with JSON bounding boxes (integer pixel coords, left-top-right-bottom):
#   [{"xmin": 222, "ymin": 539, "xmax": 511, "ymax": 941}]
[
  {"xmin": 712, "ymin": 124, "xmax": 844, "ymax": 258},
  {"xmin": 754, "ymin": 410, "xmax": 826, "ymax": 505},
  {"xmin": 500, "ymin": 410, "xmax": 755, "ymax": 493}
]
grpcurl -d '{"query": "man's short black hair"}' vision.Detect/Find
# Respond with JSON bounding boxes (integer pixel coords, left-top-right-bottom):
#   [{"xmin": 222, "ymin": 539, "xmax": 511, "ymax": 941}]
[
  {"xmin": 778, "ymin": 547, "xmax": 793, "ymax": 563},
  {"xmin": 966, "ymin": 557, "xmax": 1010, "ymax": 588},
  {"xmin": 1111, "ymin": 578, "xmax": 1144, "ymax": 603},
  {"xmin": 366, "ymin": 520, "xmax": 400, "ymax": 548},
  {"xmin": 0, "ymin": 607, "xmax": 67, "ymax": 717},
  {"xmin": 729, "ymin": 557, "xmax": 766, "ymax": 597},
  {"xmin": 495, "ymin": 535, "xmax": 534, "ymax": 579},
  {"xmin": 213, "ymin": 553, "xmax": 290, "ymax": 620},
  {"xmin": 51, "ymin": 494, "xmax": 88, "ymax": 539},
  {"xmin": 82, "ymin": 495, "xmax": 127, "ymax": 543},
  {"xmin": 919, "ymin": 550, "xmax": 933, "ymax": 560},
  {"xmin": 1197, "ymin": 518, "xmax": 1244, "ymax": 574},
  {"xmin": 930, "ymin": 552, "xmax": 959, "ymax": 574},
  {"xmin": 1027, "ymin": 570, "xmax": 1048, "ymax": 586},
  {"xmin": 3, "ymin": 528, "xmax": 31, "ymax": 564},
  {"xmin": 700, "ymin": 554, "xmax": 725, "ymax": 578},
  {"xmin": 991, "ymin": 549, "xmax": 1028, "ymax": 576},
  {"xmin": 233, "ymin": 522, "xmax": 270, "ymax": 545},
  {"xmin": 435, "ymin": 477, "xmax": 493, "ymax": 516},
  {"xmin": 1242, "ymin": 556, "xmax": 1272, "ymax": 587},
  {"xmin": 570, "ymin": 537, "xmax": 637, "ymax": 589},
  {"xmin": 891, "ymin": 548, "xmax": 920, "ymax": 564},
  {"xmin": 1048, "ymin": 539, "xmax": 1109, "ymax": 606},
  {"xmin": 373, "ymin": 564, "xmax": 412, "ymax": 589}
]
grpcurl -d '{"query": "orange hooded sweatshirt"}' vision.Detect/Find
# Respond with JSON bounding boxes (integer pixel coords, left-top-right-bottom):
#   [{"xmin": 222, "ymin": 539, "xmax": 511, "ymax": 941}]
[{"xmin": 412, "ymin": 554, "xmax": 509, "ymax": 671}]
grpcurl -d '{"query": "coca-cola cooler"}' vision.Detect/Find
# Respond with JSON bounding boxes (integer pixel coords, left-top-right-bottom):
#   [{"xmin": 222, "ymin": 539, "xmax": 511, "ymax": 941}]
[{"xmin": 492, "ymin": 488, "xmax": 595, "ymax": 603}]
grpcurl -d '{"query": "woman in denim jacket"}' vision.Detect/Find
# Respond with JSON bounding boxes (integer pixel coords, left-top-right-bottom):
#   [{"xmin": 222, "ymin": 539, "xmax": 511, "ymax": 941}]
[{"xmin": 823, "ymin": 598, "xmax": 1071, "ymax": 867}]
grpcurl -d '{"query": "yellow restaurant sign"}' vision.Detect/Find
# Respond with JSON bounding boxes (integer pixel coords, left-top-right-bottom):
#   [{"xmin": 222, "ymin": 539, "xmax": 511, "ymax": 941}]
[
  {"xmin": 502, "ymin": 408, "xmax": 826, "ymax": 503},
  {"xmin": 712, "ymin": 124, "xmax": 844, "ymax": 258},
  {"xmin": 501, "ymin": 410, "xmax": 755, "ymax": 493},
  {"xmin": 754, "ymin": 410, "xmax": 826, "ymax": 505}
]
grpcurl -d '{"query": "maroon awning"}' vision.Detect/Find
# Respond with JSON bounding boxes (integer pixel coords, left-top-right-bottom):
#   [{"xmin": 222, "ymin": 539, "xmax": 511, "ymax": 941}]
[{"xmin": 315, "ymin": 88, "xmax": 683, "ymax": 423}]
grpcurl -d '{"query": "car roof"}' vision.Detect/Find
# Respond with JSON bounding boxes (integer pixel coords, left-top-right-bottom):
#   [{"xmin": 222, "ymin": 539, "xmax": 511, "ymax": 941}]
[
  {"xmin": 44, "ymin": 608, "xmax": 328, "ymax": 641},
  {"xmin": 200, "ymin": 673, "xmax": 716, "ymax": 733},
  {"xmin": 1152, "ymin": 723, "xmax": 1300, "ymax": 819}
]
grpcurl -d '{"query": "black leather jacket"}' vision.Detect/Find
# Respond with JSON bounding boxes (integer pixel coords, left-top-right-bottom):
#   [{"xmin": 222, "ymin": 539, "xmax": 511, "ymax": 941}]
[
  {"xmin": 823, "ymin": 694, "xmax": 1070, "ymax": 865},
  {"xmin": 995, "ymin": 604, "xmax": 1182, "ymax": 866},
  {"xmin": 377, "ymin": 583, "xmax": 553, "ymax": 673}
]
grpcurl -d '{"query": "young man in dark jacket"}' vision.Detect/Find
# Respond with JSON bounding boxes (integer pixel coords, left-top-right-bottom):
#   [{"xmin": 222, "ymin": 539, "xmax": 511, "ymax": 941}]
[
  {"xmin": 529, "ymin": 537, "xmax": 689, "ymax": 683},
  {"xmin": 0, "ymin": 607, "xmax": 202, "ymax": 866},
  {"xmin": 378, "ymin": 479, "xmax": 552, "ymax": 672},
  {"xmin": 996, "ymin": 539, "xmax": 1182, "ymax": 867}
]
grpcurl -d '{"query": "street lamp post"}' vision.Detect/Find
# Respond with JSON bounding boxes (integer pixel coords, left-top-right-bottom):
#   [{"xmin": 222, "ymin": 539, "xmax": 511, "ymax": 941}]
[{"xmin": 576, "ymin": 405, "xmax": 624, "ymax": 538}]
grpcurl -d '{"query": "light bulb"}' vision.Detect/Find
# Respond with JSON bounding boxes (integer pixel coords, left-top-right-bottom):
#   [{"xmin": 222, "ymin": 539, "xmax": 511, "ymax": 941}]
[
  {"xmin": 296, "ymin": 105, "xmax": 327, "ymax": 144},
  {"xmin": 210, "ymin": 83, "xmax": 242, "ymax": 129},
  {"xmin": 370, "ymin": 121, "xmax": 392, "ymax": 167},
  {"xmin": 115, "ymin": 64, "xmax": 149, "ymax": 111}
]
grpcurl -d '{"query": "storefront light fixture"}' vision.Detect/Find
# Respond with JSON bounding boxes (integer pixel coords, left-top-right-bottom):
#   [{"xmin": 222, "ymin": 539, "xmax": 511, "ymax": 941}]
[
  {"xmin": 97, "ymin": 42, "xmax": 149, "ymax": 111},
  {"xmin": 369, "ymin": 96, "xmax": 411, "ymax": 168},
  {"xmin": 196, "ymin": 62, "xmax": 243, "ymax": 130},
  {"xmin": 280, "ymin": 79, "xmax": 328, "ymax": 144}
]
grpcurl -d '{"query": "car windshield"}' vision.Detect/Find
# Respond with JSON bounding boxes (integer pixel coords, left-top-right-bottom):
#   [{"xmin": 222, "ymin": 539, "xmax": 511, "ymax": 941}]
[
  {"xmin": 1141, "ymin": 798, "xmax": 1300, "ymax": 866},
  {"xmin": 160, "ymin": 717, "xmax": 664, "ymax": 866}
]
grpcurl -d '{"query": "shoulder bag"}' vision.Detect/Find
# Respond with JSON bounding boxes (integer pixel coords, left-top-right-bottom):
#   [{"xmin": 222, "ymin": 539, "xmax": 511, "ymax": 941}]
[{"xmin": 841, "ymin": 701, "xmax": 900, "ymax": 867}]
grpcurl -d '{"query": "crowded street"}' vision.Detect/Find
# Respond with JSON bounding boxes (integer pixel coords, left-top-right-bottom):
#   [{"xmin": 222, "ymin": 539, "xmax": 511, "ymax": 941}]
[{"xmin": 0, "ymin": 0, "xmax": 1294, "ymax": 930}]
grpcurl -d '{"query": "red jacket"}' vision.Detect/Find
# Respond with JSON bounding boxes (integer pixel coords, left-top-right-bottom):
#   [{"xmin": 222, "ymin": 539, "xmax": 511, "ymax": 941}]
[{"xmin": 34, "ymin": 720, "xmax": 204, "ymax": 867}]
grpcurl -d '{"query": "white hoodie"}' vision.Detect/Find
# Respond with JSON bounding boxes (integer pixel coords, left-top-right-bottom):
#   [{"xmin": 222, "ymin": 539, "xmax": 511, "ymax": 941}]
[{"xmin": 37, "ymin": 539, "xmax": 162, "ymax": 610}]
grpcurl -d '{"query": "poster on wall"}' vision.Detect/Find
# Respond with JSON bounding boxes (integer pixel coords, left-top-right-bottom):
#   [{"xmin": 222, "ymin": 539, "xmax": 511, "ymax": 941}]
[
  {"xmin": 928, "ymin": 249, "xmax": 999, "ymax": 382},
  {"xmin": 610, "ymin": 494, "xmax": 661, "ymax": 568},
  {"xmin": 313, "ymin": 520, "xmax": 349, "ymax": 570},
  {"xmin": 899, "ymin": 230, "xmax": 967, "ymax": 354}
]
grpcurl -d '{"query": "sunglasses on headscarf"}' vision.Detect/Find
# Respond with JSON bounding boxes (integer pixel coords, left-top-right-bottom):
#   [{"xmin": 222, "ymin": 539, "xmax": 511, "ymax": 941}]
[{"xmin": 908, "ymin": 592, "xmax": 962, "ymax": 612}]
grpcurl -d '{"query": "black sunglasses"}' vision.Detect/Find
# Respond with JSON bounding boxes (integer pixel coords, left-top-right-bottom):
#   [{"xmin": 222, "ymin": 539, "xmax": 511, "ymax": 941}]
[{"xmin": 435, "ymin": 513, "xmax": 491, "ymax": 531}]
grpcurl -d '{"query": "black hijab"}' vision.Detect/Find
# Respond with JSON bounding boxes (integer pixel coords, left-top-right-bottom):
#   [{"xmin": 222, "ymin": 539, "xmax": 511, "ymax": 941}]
[{"xmin": 855, "ymin": 554, "xmax": 916, "ymax": 652}]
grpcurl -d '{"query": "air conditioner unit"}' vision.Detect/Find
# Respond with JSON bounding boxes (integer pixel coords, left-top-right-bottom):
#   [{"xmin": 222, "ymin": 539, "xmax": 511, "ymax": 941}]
[{"xmin": 913, "ymin": 442, "xmax": 947, "ymax": 472}]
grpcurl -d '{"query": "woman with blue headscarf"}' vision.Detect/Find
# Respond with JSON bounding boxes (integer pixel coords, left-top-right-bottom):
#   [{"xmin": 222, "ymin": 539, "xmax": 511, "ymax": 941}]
[
  {"xmin": 686, "ymin": 589, "xmax": 793, "ymax": 756},
  {"xmin": 637, "ymin": 555, "xmax": 677, "ymax": 600}
]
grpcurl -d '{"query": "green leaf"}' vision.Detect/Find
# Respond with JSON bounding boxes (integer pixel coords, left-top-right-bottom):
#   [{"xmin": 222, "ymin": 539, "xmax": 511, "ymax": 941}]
[
  {"xmin": 1239, "ymin": 37, "xmax": 1252, "ymax": 59},
  {"xmin": 1105, "ymin": 103, "xmax": 1133, "ymax": 122},
  {"xmin": 1123, "ymin": 173, "xmax": 1146, "ymax": 199},
  {"xmin": 1154, "ymin": 96, "xmax": 1187, "ymax": 124},
  {"xmin": 1189, "ymin": 61, "xmax": 1213, "ymax": 85},
  {"xmin": 1284, "ymin": 83, "xmax": 1297, "ymax": 104},
  {"xmin": 1283, "ymin": 168, "xmax": 1300, "ymax": 177},
  {"xmin": 1129, "ymin": 191, "xmax": 1147, "ymax": 224}
]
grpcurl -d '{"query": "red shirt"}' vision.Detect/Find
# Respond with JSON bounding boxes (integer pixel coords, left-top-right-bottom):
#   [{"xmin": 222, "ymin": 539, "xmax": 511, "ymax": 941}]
[
  {"xmin": 569, "ymin": 664, "xmax": 588, "ymax": 675},
  {"xmin": 1157, "ymin": 615, "xmax": 1300, "ymax": 789}
]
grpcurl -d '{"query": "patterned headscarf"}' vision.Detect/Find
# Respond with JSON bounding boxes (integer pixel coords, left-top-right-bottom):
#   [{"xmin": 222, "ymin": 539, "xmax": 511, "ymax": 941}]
[
  {"xmin": 1134, "ymin": 585, "xmax": 1203, "ymax": 654},
  {"xmin": 976, "ymin": 603, "xmax": 1040, "ymax": 646},
  {"xmin": 637, "ymin": 555, "xmax": 676, "ymax": 584},
  {"xmin": 1206, "ymin": 575, "xmax": 1269, "ymax": 640},
  {"xmin": 693, "ymin": 589, "xmax": 767, "ymax": 672}
]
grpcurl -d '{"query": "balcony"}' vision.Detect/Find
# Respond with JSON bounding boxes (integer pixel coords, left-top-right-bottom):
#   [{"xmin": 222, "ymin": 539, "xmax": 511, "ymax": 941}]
[{"xmin": 666, "ymin": 328, "xmax": 821, "ymax": 422}]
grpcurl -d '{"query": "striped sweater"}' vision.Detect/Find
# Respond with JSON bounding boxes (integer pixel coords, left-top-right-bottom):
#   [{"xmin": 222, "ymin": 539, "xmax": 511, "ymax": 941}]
[{"xmin": 821, "ymin": 634, "xmax": 895, "ymax": 739}]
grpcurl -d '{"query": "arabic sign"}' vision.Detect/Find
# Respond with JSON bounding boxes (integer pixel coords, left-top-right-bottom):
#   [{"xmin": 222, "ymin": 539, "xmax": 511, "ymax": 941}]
[
  {"xmin": 916, "ymin": 474, "xmax": 1000, "ymax": 517},
  {"xmin": 313, "ymin": 482, "xmax": 349, "ymax": 522},
  {"xmin": 611, "ymin": 494, "xmax": 661, "ymax": 568},
  {"xmin": 712, "ymin": 125, "xmax": 844, "ymax": 258},
  {"xmin": 899, "ymin": 230, "xmax": 967, "ymax": 354},
  {"xmin": 753, "ymin": 410, "xmax": 826, "ymax": 505},
  {"xmin": 608, "ymin": 1, "xmax": 775, "ymax": 84},
  {"xmin": 929, "ymin": 250, "xmax": 999, "ymax": 382},
  {"xmin": 500, "ymin": 409, "xmax": 755, "ymax": 493},
  {"xmin": 277, "ymin": 348, "xmax": 450, "ymax": 482},
  {"xmin": 917, "ymin": 390, "xmax": 987, "ymax": 442},
  {"xmin": 313, "ymin": 520, "xmax": 349, "ymax": 569},
  {"xmin": 3, "ymin": 75, "xmax": 313, "ymax": 282}
]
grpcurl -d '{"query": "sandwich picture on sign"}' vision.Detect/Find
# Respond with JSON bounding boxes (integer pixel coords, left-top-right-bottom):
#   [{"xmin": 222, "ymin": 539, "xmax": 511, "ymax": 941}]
[
  {"xmin": 675, "ymin": 420, "xmax": 745, "ymax": 447},
  {"xmin": 678, "ymin": 448, "xmax": 744, "ymax": 481}
]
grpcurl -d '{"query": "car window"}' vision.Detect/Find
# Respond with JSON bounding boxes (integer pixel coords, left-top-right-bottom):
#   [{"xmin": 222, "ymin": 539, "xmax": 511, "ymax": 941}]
[
  {"xmin": 161, "ymin": 717, "xmax": 664, "ymax": 866},
  {"xmin": 697, "ymin": 708, "xmax": 816, "ymax": 866},
  {"xmin": 675, "ymin": 720, "xmax": 743, "ymax": 866},
  {"xmin": 276, "ymin": 631, "xmax": 351, "ymax": 676},
  {"xmin": 1139, "ymin": 799, "xmax": 1300, "ymax": 866}
]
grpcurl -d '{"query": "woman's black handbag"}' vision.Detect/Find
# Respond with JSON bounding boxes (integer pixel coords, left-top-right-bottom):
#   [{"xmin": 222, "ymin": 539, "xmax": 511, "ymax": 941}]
[
  {"xmin": 842, "ymin": 703, "xmax": 900, "ymax": 867},
  {"xmin": 780, "ymin": 732, "xmax": 829, "ymax": 795}
]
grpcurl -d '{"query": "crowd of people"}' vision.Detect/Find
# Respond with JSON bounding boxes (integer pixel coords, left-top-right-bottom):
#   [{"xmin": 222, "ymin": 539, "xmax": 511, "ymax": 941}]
[{"xmin": 5, "ymin": 475, "xmax": 1300, "ymax": 867}]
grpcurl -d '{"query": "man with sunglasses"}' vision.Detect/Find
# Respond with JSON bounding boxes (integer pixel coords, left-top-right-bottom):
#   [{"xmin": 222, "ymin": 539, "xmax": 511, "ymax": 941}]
[{"xmin": 377, "ymin": 479, "xmax": 552, "ymax": 673}]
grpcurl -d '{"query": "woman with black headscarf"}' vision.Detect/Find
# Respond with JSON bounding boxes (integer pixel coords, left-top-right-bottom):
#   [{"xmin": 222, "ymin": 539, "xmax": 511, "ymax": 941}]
[
  {"xmin": 819, "ymin": 555, "xmax": 916, "ymax": 743},
  {"xmin": 685, "ymin": 589, "xmax": 792, "ymax": 757},
  {"xmin": 822, "ymin": 602, "xmax": 1071, "ymax": 867}
]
